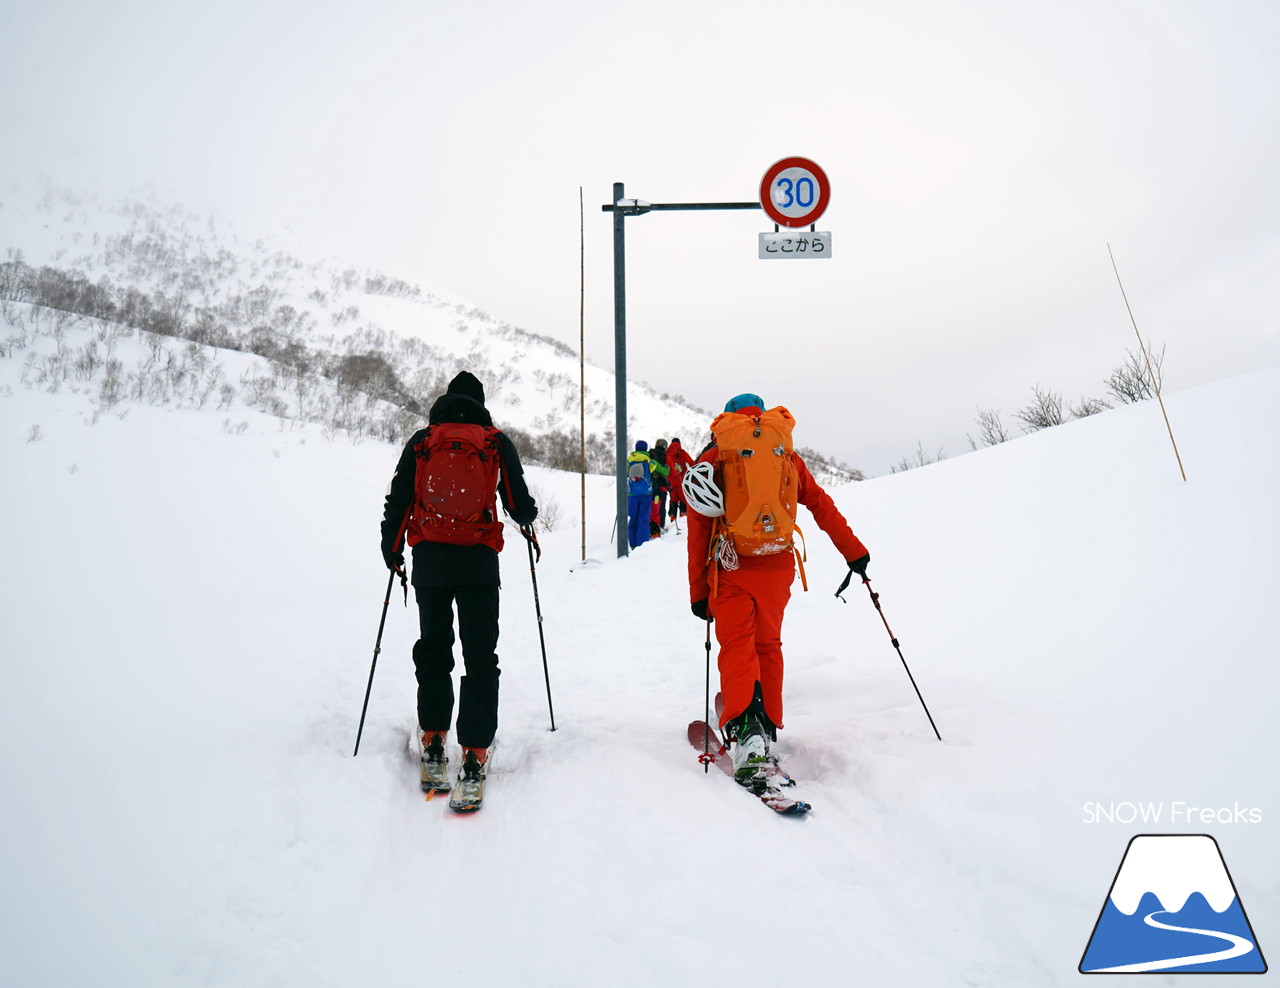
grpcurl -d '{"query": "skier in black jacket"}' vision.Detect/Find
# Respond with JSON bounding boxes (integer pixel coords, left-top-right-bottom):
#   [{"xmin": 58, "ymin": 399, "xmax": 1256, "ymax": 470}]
[{"xmin": 380, "ymin": 371, "xmax": 537, "ymax": 799}]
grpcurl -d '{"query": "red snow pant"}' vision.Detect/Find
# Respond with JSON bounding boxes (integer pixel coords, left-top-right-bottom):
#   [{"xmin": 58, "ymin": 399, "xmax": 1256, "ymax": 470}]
[{"xmin": 712, "ymin": 555, "xmax": 794, "ymax": 730}]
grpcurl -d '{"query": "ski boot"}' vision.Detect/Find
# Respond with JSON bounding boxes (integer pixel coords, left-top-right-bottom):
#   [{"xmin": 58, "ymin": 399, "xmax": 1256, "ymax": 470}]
[
  {"xmin": 730, "ymin": 714, "xmax": 771, "ymax": 792},
  {"xmin": 448, "ymin": 745, "xmax": 491, "ymax": 813},
  {"xmin": 420, "ymin": 730, "xmax": 452, "ymax": 793}
]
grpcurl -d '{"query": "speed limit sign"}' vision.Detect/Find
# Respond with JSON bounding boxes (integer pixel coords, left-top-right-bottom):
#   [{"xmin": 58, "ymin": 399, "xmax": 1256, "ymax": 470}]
[{"xmin": 759, "ymin": 157, "xmax": 830, "ymax": 228}]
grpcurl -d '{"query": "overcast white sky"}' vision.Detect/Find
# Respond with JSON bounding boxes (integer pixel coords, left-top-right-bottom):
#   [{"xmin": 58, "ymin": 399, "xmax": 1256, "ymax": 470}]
[{"xmin": 3, "ymin": 0, "xmax": 1277, "ymax": 474}]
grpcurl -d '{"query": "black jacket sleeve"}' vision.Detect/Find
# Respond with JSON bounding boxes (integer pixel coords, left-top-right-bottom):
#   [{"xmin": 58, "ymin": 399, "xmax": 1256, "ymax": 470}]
[
  {"xmin": 496, "ymin": 432, "xmax": 538, "ymax": 527},
  {"xmin": 381, "ymin": 429, "xmax": 426, "ymax": 554}
]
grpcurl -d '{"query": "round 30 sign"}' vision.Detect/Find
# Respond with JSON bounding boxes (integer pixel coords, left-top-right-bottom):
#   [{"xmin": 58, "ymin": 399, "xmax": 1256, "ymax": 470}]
[{"xmin": 759, "ymin": 157, "xmax": 830, "ymax": 228}]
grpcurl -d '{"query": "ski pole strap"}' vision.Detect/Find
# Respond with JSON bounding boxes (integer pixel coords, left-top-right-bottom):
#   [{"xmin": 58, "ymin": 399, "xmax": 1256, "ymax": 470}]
[
  {"xmin": 520, "ymin": 524, "xmax": 541, "ymax": 564},
  {"xmin": 834, "ymin": 568, "xmax": 854, "ymax": 601},
  {"xmin": 392, "ymin": 523, "xmax": 410, "ymax": 605}
]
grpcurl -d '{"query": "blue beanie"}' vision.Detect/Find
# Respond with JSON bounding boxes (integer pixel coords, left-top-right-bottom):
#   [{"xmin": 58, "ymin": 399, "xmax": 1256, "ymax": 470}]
[
  {"xmin": 724, "ymin": 393, "xmax": 764, "ymax": 413},
  {"xmin": 634, "ymin": 439, "xmax": 648, "ymax": 452}
]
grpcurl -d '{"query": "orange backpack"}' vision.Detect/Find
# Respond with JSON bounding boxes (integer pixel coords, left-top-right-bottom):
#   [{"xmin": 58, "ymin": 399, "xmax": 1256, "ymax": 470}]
[{"xmin": 711, "ymin": 406, "xmax": 807, "ymax": 585}]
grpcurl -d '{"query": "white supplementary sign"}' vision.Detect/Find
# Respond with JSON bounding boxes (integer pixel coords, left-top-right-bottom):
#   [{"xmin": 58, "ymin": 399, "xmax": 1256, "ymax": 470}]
[{"xmin": 758, "ymin": 231, "xmax": 831, "ymax": 259}]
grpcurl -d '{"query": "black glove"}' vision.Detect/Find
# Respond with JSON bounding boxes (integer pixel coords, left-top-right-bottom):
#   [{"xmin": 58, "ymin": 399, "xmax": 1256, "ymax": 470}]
[
  {"xmin": 848, "ymin": 552, "xmax": 870, "ymax": 577},
  {"xmin": 691, "ymin": 598, "xmax": 713, "ymax": 622},
  {"xmin": 382, "ymin": 545, "xmax": 405, "ymax": 572}
]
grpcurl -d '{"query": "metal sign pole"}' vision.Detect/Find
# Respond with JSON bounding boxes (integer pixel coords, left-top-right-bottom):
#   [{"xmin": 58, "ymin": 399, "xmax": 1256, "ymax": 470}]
[
  {"xmin": 611, "ymin": 182, "xmax": 628, "ymax": 557},
  {"xmin": 602, "ymin": 189, "xmax": 761, "ymax": 559}
]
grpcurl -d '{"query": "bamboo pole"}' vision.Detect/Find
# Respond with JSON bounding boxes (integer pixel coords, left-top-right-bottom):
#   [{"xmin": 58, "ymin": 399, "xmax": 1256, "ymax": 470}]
[
  {"xmin": 1107, "ymin": 243, "xmax": 1187, "ymax": 482},
  {"xmin": 579, "ymin": 187, "xmax": 587, "ymax": 560}
]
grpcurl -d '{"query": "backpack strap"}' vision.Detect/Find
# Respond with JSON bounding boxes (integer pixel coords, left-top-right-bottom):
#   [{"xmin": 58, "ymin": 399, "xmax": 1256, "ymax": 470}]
[
  {"xmin": 491, "ymin": 428, "xmax": 516, "ymax": 513},
  {"xmin": 705, "ymin": 519, "xmax": 724, "ymax": 601},
  {"xmin": 791, "ymin": 523, "xmax": 808, "ymax": 592}
]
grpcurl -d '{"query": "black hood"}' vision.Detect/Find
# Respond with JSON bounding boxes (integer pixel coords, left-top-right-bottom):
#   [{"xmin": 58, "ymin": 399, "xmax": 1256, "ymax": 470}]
[{"xmin": 428, "ymin": 392, "xmax": 493, "ymax": 427}]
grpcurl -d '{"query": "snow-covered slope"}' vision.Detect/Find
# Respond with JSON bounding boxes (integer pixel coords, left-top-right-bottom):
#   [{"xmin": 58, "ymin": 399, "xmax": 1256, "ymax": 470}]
[
  {"xmin": 0, "ymin": 181, "xmax": 723, "ymax": 465},
  {"xmin": 2, "ymin": 307, "xmax": 1277, "ymax": 983}
]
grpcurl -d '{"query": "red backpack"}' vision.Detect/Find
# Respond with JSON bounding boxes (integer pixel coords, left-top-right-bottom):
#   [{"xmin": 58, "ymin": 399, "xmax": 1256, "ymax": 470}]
[{"xmin": 406, "ymin": 423, "xmax": 505, "ymax": 547}]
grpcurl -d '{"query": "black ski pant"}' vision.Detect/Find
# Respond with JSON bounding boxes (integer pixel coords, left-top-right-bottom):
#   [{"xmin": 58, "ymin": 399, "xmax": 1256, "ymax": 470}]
[{"xmin": 412, "ymin": 584, "xmax": 501, "ymax": 749}]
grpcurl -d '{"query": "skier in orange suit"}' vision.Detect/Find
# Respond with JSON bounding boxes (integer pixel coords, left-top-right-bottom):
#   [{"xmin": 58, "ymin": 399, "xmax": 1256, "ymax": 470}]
[{"xmin": 685, "ymin": 393, "xmax": 869, "ymax": 777}]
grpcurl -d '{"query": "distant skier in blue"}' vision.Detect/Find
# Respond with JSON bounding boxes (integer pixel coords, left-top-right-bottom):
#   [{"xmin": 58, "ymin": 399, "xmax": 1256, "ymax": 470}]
[{"xmin": 626, "ymin": 440, "xmax": 661, "ymax": 549}]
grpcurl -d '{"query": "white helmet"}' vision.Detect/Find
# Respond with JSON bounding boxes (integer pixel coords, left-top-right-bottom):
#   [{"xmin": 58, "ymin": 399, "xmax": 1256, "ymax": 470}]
[{"xmin": 683, "ymin": 461, "xmax": 724, "ymax": 517}]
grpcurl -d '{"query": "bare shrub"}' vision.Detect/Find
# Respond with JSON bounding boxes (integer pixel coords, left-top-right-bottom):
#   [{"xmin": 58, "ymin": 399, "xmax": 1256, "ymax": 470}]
[
  {"xmin": 98, "ymin": 358, "xmax": 125, "ymax": 408},
  {"xmin": 503, "ymin": 426, "xmax": 616, "ymax": 474},
  {"xmin": 1070, "ymin": 396, "xmax": 1111, "ymax": 418},
  {"xmin": 968, "ymin": 407, "xmax": 1010, "ymax": 449},
  {"xmin": 1105, "ymin": 340, "xmax": 1165, "ymax": 404},
  {"xmin": 333, "ymin": 352, "xmax": 407, "ymax": 404},
  {"xmin": 797, "ymin": 446, "xmax": 865, "ymax": 483},
  {"xmin": 528, "ymin": 484, "xmax": 564, "ymax": 533},
  {"xmin": 889, "ymin": 440, "xmax": 946, "ymax": 474},
  {"xmin": 1014, "ymin": 384, "xmax": 1066, "ymax": 432}
]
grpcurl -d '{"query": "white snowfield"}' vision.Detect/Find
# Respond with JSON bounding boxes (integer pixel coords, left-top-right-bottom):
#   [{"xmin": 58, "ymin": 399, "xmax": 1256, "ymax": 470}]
[{"xmin": 2, "ymin": 327, "xmax": 1278, "ymax": 986}]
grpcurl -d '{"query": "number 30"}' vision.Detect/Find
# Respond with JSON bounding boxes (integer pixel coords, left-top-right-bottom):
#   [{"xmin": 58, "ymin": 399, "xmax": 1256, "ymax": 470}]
[{"xmin": 775, "ymin": 176, "xmax": 815, "ymax": 210}]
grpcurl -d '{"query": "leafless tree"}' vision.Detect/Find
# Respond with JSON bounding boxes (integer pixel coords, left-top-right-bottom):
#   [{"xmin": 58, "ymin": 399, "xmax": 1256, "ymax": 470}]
[
  {"xmin": 1069, "ymin": 396, "xmax": 1111, "ymax": 418},
  {"xmin": 1014, "ymin": 384, "xmax": 1066, "ymax": 432},
  {"xmin": 968, "ymin": 407, "xmax": 1010, "ymax": 449},
  {"xmin": 890, "ymin": 440, "xmax": 946, "ymax": 474},
  {"xmin": 527, "ymin": 485, "xmax": 564, "ymax": 533},
  {"xmin": 1105, "ymin": 340, "xmax": 1165, "ymax": 404}
]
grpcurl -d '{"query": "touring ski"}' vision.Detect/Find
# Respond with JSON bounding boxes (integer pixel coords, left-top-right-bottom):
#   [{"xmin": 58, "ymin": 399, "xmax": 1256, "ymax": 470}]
[
  {"xmin": 419, "ymin": 732, "xmax": 452, "ymax": 794},
  {"xmin": 448, "ymin": 743, "xmax": 496, "ymax": 813},
  {"xmin": 687, "ymin": 720, "xmax": 810, "ymax": 815}
]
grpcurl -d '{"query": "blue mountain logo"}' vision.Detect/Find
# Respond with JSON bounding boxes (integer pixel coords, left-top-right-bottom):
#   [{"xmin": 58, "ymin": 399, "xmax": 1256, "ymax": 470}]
[{"xmin": 1080, "ymin": 834, "xmax": 1267, "ymax": 974}]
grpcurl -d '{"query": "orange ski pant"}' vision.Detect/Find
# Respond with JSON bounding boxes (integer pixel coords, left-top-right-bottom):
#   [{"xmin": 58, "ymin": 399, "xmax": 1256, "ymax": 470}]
[{"xmin": 712, "ymin": 557, "xmax": 794, "ymax": 730}]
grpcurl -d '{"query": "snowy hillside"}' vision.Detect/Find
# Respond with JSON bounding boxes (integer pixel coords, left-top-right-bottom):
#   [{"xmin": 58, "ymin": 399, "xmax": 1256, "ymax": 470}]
[
  {"xmin": 0, "ymin": 181, "xmax": 751, "ymax": 474},
  {"xmin": 3, "ymin": 277, "xmax": 1276, "ymax": 985}
]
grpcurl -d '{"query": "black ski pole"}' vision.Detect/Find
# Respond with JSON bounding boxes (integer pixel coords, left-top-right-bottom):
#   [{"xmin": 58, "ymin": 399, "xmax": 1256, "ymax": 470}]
[
  {"xmin": 354, "ymin": 567, "xmax": 402, "ymax": 756},
  {"xmin": 840, "ymin": 574, "xmax": 942, "ymax": 742},
  {"xmin": 702, "ymin": 615, "xmax": 714, "ymax": 772},
  {"xmin": 522, "ymin": 526, "xmax": 556, "ymax": 731}
]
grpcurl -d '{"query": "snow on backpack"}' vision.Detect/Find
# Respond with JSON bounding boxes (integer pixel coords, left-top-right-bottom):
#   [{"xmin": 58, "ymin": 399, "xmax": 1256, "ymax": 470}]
[
  {"xmin": 710, "ymin": 405, "xmax": 808, "ymax": 586},
  {"xmin": 627, "ymin": 454, "xmax": 651, "ymax": 492},
  {"xmin": 407, "ymin": 423, "xmax": 504, "ymax": 546}
]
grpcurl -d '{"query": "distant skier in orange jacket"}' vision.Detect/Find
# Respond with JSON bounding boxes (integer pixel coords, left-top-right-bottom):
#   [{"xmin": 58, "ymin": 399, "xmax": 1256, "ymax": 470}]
[{"xmin": 685, "ymin": 393, "xmax": 869, "ymax": 782}]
